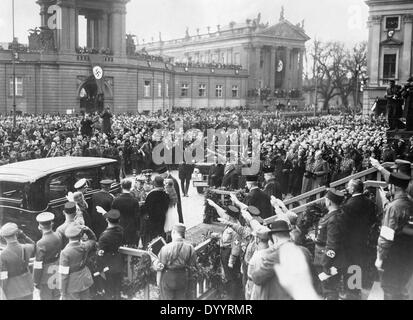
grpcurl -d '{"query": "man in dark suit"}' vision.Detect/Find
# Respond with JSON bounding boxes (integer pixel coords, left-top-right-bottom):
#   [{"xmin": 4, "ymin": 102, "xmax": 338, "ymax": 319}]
[
  {"xmin": 178, "ymin": 161, "xmax": 194, "ymax": 197},
  {"xmin": 244, "ymin": 175, "xmax": 273, "ymax": 219},
  {"xmin": 342, "ymin": 179, "xmax": 377, "ymax": 299},
  {"xmin": 159, "ymin": 166, "xmax": 183, "ymax": 223},
  {"xmin": 112, "ymin": 179, "xmax": 140, "ymax": 246},
  {"xmin": 208, "ymin": 155, "xmax": 225, "ymax": 188},
  {"xmin": 144, "ymin": 176, "xmax": 170, "ymax": 241},
  {"xmin": 221, "ymin": 163, "xmax": 239, "ymax": 190},
  {"xmin": 262, "ymin": 166, "xmax": 282, "ymax": 200},
  {"xmin": 91, "ymin": 180, "xmax": 115, "ymax": 239}
]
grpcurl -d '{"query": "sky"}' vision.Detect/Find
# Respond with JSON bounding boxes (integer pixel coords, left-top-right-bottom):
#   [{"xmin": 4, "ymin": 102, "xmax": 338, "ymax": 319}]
[{"xmin": 0, "ymin": 0, "xmax": 369, "ymax": 46}]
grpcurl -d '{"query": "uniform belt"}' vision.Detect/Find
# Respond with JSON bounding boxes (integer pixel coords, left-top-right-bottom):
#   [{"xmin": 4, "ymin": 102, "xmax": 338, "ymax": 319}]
[
  {"xmin": 221, "ymin": 246, "xmax": 231, "ymax": 249},
  {"xmin": 315, "ymin": 242, "xmax": 326, "ymax": 247}
]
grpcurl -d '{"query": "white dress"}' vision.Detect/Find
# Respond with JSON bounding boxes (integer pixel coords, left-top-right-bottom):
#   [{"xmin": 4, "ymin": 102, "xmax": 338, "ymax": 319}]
[{"xmin": 164, "ymin": 204, "xmax": 178, "ymax": 233}]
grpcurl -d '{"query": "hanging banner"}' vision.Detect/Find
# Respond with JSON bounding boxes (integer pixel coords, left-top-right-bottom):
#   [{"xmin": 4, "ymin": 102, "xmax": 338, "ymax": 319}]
[{"xmin": 89, "ymin": 54, "xmax": 105, "ymax": 95}]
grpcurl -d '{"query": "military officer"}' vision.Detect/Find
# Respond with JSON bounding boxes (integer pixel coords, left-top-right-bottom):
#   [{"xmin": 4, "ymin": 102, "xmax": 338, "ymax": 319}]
[
  {"xmin": 97, "ymin": 209, "xmax": 124, "ymax": 300},
  {"xmin": 0, "ymin": 223, "xmax": 35, "ymax": 300},
  {"xmin": 156, "ymin": 223, "xmax": 197, "ymax": 300},
  {"xmin": 219, "ymin": 205, "xmax": 243, "ymax": 300},
  {"xmin": 91, "ymin": 179, "xmax": 115, "ymax": 238},
  {"xmin": 376, "ymin": 172, "xmax": 413, "ymax": 300},
  {"xmin": 74, "ymin": 178, "xmax": 88, "ymax": 194},
  {"xmin": 56, "ymin": 202, "xmax": 80, "ymax": 247},
  {"xmin": 33, "ymin": 212, "xmax": 62, "ymax": 300},
  {"xmin": 314, "ymin": 189, "xmax": 346, "ymax": 300},
  {"xmin": 59, "ymin": 224, "xmax": 97, "ymax": 300}
]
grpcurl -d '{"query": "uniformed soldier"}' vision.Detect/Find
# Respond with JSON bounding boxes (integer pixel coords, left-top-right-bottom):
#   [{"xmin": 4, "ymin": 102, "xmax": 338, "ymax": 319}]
[
  {"xmin": 74, "ymin": 178, "xmax": 88, "ymax": 194},
  {"xmin": 97, "ymin": 209, "xmax": 124, "ymax": 300},
  {"xmin": 314, "ymin": 189, "xmax": 346, "ymax": 300},
  {"xmin": 156, "ymin": 223, "xmax": 197, "ymax": 300},
  {"xmin": 56, "ymin": 202, "xmax": 80, "ymax": 247},
  {"xmin": 33, "ymin": 212, "xmax": 62, "ymax": 300},
  {"xmin": 220, "ymin": 205, "xmax": 243, "ymax": 300},
  {"xmin": 376, "ymin": 172, "xmax": 413, "ymax": 300},
  {"xmin": 91, "ymin": 179, "xmax": 115, "ymax": 239},
  {"xmin": 0, "ymin": 223, "xmax": 35, "ymax": 300},
  {"xmin": 59, "ymin": 224, "xmax": 97, "ymax": 300}
]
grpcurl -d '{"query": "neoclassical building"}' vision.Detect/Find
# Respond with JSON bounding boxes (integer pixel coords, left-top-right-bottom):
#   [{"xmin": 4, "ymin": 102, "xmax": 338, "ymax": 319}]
[
  {"xmin": 363, "ymin": 0, "xmax": 413, "ymax": 114},
  {"xmin": 0, "ymin": 0, "xmax": 249, "ymax": 114},
  {"xmin": 137, "ymin": 9, "xmax": 309, "ymax": 107}
]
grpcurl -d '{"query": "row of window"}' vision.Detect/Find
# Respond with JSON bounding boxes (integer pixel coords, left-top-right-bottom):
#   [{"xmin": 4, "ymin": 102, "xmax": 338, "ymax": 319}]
[
  {"xmin": 177, "ymin": 52, "xmax": 241, "ymax": 65},
  {"xmin": 143, "ymin": 81, "xmax": 240, "ymax": 98}
]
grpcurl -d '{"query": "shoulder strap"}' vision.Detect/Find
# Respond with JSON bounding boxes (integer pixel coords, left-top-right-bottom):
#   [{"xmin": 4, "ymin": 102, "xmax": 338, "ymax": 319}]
[{"xmin": 167, "ymin": 242, "xmax": 185, "ymax": 268}]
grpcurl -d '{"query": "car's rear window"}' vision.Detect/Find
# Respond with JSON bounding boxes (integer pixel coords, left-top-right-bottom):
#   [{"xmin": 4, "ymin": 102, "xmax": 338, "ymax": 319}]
[{"xmin": 0, "ymin": 181, "xmax": 25, "ymax": 200}]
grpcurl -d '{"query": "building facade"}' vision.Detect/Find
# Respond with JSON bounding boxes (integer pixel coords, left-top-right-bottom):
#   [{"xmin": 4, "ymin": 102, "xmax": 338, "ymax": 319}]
[
  {"xmin": 0, "ymin": 0, "xmax": 248, "ymax": 115},
  {"xmin": 364, "ymin": 0, "xmax": 413, "ymax": 114},
  {"xmin": 138, "ymin": 10, "xmax": 309, "ymax": 107}
]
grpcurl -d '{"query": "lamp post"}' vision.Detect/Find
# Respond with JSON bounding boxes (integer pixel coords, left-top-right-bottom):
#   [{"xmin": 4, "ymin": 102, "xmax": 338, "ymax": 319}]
[
  {"xmin": 355, "ymin": 64, "xmax": 361, "ymax": 114},
  {"xmin": 12, "ymin": 0, "xmax": 16, "ymax": 128}
]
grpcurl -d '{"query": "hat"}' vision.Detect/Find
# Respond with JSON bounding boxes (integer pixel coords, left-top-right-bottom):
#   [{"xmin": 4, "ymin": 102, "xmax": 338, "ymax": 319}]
[
  {"xmin": 247, "ymin": 206, "xmax": 260, "ymax": 216},
  {"xmin": 104, "ymin": 209, "xmax": 120, "ymax": 220},
  {"xmin": 172, "ymin": 223, "xmax": 186, "ymax": 234},
  {"xmin": 157, "ymin": 166, "xmax": 168, "ymax": 174},
  {"xmin": 64, "ymin": 224, "xmax": 83, "ymax": 238},
  {"xmin": 262, "ymin": 166, "xmax": 275, "ymax": 174},
  {"xmin": 389, "ymin": 172, "xmax": 411, "ymax": 189},
  {"xmin": 36, "ymin": 212, "xmax": 55, "ymax": 224},
  {"xmin": 391, "ymin": 159, "xmax": 411, "ymax": 176},
  {"xmin": 136, "ymin": 176, "xmax": 146, "ymax": 182},
  {"xmin": 63, "ymin": 202, "xmax": 77, "ymax": 215},
  {"xmin": 325, "ymin": 189, "xmax": 345, "ymax": 205},
  {"xmin": 253, "ymin": 226, "xmax": 270, "ymax": 241},
  {"xmin": 246, "ymin": 175, "xmax": 258, "ymax": 182},
  {"xmin": 74, "ymin": 178, "xmax": 87, "ymax": 189},
  {"xmin": 142, "ymin": 169, "xmax": 153, "ymax": 175},
  {"xmin": 226, "ymin": 205, "xmax": 240, "ymax": 218},
  {"xmin": 0, "ymin": 222, "xmax": 18, "ymax": 237},
  {"xmin": 268, "ymin": 219, "xmax": 292, "ymax": 234},
  {"xmin": 100, "ymin": 179, "xmax": 113, "ymax": 186}
]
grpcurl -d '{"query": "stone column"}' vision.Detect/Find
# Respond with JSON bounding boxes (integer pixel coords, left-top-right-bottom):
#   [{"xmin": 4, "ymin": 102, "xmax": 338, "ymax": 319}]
[
  {"xmin": 39, "ymin": 3, "xmax": 48, "ymax": 27},
  {"xmin": 368, "ymin": 15, "xmax": 382, "ymax": 86},
  {"xmin": 110, "ymin": 3, "xmax": 127, "ymax": 56},
  {"xmin": 57, "ymin": 0, "xmax": 76, "ymax": 53},
  {"xmin": 86, "ymin": 17, "xmax": 93, "ymax": 48},
  {"xmin": 269, "ymin": 47, "xmax": 276, "ymax": 91},
  {"xmin": 283, "ymin": 47, "xmax": 291, "ymax": 90},
  {"xmin": 298, "ymin": 49, "xmax": 304, "ymax": 90},
  {"xmin": 401, "ymin": 14, "xmax": 413, "ymax": 82}
]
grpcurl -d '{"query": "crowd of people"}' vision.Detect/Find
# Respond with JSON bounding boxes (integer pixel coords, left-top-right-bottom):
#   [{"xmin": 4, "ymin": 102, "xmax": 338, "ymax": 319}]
[{"xmin": 2, "ymin": 105, "xmax": 413, "ymax": 300}]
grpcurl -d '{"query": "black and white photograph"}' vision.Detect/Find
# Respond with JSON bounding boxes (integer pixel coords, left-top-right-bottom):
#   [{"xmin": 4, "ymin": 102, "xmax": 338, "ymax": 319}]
[{"xmin": 0, "ymin": 0, "xmax": 413, "ymax": 307}]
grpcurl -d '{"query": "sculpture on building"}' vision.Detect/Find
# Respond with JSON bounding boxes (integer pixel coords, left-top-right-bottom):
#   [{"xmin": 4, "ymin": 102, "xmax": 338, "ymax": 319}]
[
  {"xmin": 126, "ymin": 34, "xmax": 136, "ymax": 56},
  {"xmin": 28, "ymin": 27, "xmax": 55, "ymax": 52},
  {"xmin": 280, "ymin": 6, "xmax": 285, "ymax": 21}
]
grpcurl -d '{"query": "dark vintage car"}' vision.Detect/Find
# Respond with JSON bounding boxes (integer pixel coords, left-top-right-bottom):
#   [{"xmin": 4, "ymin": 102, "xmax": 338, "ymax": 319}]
[{"xmin": 0, "ymin": 157, "xmax": 120, "ymax": 241}]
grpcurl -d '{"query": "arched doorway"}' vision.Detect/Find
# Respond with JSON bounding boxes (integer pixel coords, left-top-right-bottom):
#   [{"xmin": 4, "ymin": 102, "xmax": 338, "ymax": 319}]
[{"xmin": 79, "ymin": 76, "xmax": 104, "ymax": 113}]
